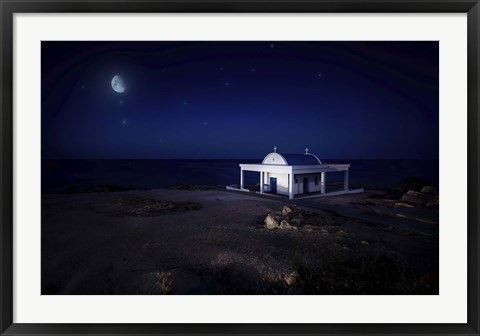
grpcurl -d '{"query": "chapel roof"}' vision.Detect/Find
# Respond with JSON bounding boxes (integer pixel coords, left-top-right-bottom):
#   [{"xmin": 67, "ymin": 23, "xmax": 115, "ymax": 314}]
[
  {"xmin": 281, "ymin": 153, "xmax": 321, "ymax": 165},
  {"xmin": 262, "ymin": 152, "xmax": 322, "ymax": 165}
]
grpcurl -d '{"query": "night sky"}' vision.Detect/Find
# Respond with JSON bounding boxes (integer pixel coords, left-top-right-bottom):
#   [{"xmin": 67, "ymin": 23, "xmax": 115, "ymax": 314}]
[{"xmin": 41, "ymin": 41, "xmax": 439, "ymax": 160}]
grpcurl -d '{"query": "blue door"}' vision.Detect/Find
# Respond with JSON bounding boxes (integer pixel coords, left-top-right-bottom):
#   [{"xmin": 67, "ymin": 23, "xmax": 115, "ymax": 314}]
[
  {"xmin": 270, "ymin": 177, "xmax": 277, "ymax": 193},
  {"xmin": 303, "ymin": 177, "xmax": 309, "ymax": 193}
]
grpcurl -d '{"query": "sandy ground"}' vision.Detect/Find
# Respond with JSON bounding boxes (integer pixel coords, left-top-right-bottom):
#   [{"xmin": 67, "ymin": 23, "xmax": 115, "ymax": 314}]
[{"xmin": 41, "ymin": 189, "xmax": 438, "ymax": 295}]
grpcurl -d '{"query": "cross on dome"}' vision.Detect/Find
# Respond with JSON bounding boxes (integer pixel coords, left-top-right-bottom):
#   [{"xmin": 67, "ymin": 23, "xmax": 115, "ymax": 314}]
[
  {"xmin": 273, "ymin": 146, "xmax": 277, "ymax": 153},
  {"xmin": 305, "ymin": 147, "xmax": 309, "ymax": 154}
]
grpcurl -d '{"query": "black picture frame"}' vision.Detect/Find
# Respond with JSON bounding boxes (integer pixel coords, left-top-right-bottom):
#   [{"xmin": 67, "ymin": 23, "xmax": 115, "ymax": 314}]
[{"xmin": 1, "ymin": 1, "xmax": 479, "ymax": 335}]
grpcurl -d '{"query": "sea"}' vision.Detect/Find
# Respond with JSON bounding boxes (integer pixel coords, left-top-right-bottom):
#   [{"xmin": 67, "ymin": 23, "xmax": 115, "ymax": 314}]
[{"xmin": 41, "ymin": 159, "xmax": 439, "ymax": 194}]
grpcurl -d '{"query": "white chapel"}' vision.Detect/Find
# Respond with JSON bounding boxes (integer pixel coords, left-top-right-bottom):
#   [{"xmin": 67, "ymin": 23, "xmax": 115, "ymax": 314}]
[{"xmin": 228, "ymin": 147, "xmax": 362, "ymax": 199}]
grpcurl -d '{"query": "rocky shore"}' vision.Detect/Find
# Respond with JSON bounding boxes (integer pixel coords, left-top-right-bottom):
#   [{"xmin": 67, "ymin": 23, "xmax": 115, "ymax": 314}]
[{"xmin": 42, "ymin": 185, "xmax": 438, "ymax": 295}]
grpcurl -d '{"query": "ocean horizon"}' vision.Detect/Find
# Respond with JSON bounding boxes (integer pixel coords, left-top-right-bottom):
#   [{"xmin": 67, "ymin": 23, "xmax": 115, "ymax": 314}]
[{"xmin": 42, "ymin": 159, "xmax": 439, "ymax": 194}]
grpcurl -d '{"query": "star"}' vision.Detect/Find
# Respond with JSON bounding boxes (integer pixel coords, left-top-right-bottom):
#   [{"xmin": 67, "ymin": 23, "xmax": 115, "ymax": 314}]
[
  {"xmin": 203, "ymin": 122, "xmax": 208, "ymax": 126},
  {"xmin": 220, "ymin": 67, "xmax": 224, "ymax": 71},
  {"xmin": 270, "ymin": 43, "xmax": 275, "ymax": 48},
  {"xmin": 119, "ymin": 100, "xmax": 123, "ymax": 104},
  {"xmin": 225, "ymin": 82, "xmax": 229, "ymax": 86},
  {"xmin": 183, "ymin": 101, "xmax": 187, "ymax": 105},
  {"xmin": 317, "ymin": 73, "xmax": 323, "ymax": 77},
  {"xmin": 122, "ymin": 120, "xmax": 127, "ymax": 125},
  {"xmin": 252, "ymin": 68, "xmax": 256, "ymax": 72},
  {"xmin": 81, "ymin": 85, "xmax": 86, "ymax": 89}
]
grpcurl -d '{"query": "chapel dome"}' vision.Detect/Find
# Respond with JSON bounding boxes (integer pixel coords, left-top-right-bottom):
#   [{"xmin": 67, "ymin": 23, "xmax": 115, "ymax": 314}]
[{"xmin": 262, "ymin": 152, "xmax": 322, "ymax": 165}]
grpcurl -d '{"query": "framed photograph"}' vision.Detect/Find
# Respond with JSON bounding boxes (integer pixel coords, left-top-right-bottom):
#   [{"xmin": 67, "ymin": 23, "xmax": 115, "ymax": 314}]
[{"xmin": 1, "ymin": 0, "xmax": 479, "ymax": 335}]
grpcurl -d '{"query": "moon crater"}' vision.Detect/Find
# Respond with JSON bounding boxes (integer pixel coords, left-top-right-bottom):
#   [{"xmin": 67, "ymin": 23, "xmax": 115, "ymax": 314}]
[{"xmin": 111, "ymin": 75, "xmax": 125, "ymax": 93}]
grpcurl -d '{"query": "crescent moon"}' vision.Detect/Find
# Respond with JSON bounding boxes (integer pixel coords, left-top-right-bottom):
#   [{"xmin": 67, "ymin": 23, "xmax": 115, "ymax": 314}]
[{"xmin": 111, "ymin": 75, "xmax": 125, "ymax": 93}]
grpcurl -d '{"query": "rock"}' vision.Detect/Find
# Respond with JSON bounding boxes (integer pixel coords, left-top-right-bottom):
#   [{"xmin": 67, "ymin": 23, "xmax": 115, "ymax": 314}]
[
  {"xmin": 160, "ymin": 202, "xmax": 175, "ymax": 209},
  {"xmin": 265, "ymin": 206, "xmax": 305, "ymax": 230},
  {"xmin": 264, "ymin": 214, "xmax": 280, "ymax": 229},
  {"xmin": 394, "ymin": 202, "xmax": 414, "ymax": 208},
  {"xmin": 279, "ymin": 220, "xmax": 297, "ymax": 230},
  {"xmin": 282, "ymin": 205, "xmax": 293, "ymax": 215},
  {"xmin": 400, "ymin": 190, "xmax": 435, "ymax": 207},
  {"xmin": 265, "ymin": 214, "xmax": 297, "ymax": 230},
  {"xmin": 320, "ymin": 228, "xmax": 329, "ymax": 234},
  {"xmin": 154, "ymin": 271, "xmax": 173, "ymax": 294},
  {"xmin": 143, "ymin": 271, "xmax": 173, "ymax": 294},
  {"xmin": 426, "ymin": 195, "xmax": 439, "ymax": 207},
  {"xmin": 289, "ymin": 216, "xmax": 303, "ymax": 224},
  {"xmin": 284, "ymin": 272, "xmax": 298, "ymax": 286},
  {"xmin": 106, "ymin": 197, "xmax": 200, "ymax": 216},
  {"xmin": 361, "ymin": 240, "xmax": 370, "ymax": 246},
  {"xmin": 421, "ymin": 186, "xmax": 438, "ymax": 195}
]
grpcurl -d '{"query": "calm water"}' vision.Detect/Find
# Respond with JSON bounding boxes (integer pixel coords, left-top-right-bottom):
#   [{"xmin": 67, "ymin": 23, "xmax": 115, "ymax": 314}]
[{"xmin": 42, "ymin": 159, "xmax": 439, "ymax": 193}]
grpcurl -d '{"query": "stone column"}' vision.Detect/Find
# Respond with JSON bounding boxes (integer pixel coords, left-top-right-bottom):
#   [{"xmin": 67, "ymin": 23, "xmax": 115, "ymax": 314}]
[
  {"xmin": 289, "ymin": 173, "xmax": 294, "ymax": 200},
  {"xmin": 240, "ymin": 168, "xmax": 244, "ymax": 189},
  {"xmin": 344, "ymin": 170, "xmax": 349, "ymax": 191},
  {"xmin": 260, "ymin": 171, "xmax": 264, "ymax": 193},
  {"xmin": 321, "ymin": 172, "xmax": 326, "ymax": 194}
]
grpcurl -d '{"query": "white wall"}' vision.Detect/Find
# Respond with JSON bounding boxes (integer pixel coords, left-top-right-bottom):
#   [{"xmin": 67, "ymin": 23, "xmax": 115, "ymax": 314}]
[
  {"xmin": 262, "ymin": 153, "xmax": 287, "ymax": 165},
  {"xmin": 265, "ymin": 172, "xmax": 290, "ymax": 195},
  {"xmin": 294, "ymin": 173, "xmax": 324, "ymax": 194},
  {"xmin": 264, "ymin": 172, "xmax": 325, "ymax": 195}
]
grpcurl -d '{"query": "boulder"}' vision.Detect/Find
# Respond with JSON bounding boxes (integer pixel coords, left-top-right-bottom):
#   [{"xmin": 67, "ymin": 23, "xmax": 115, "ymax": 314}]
[
  {"xmin": 264, "ymin": 214, "xmax": 298, "ymax": 230},
  {"xmin": 421, "ymin": 186, "xmax": 439, "ymax": 195},
  {"xmin": 265, "ymin": 204, "xmax": 310, "ymax": 230},
  {"xmin": 284, "ymin": 271, "xmax": 298, "ymax": 286},
  {"xmin": 426, "ymin": 195, "xmax": 439, "ymax": 207},
  {"xmin": 282, "ymin": 205, "xmax": 293, "ymax": 215},
  {"xmin": 279, "ymin": 220, "xmax": 297, "ymax": 230},
  {"xmin": 400, "ymin": 190, "xmax": 435, "ymax": 207},
  {"xmin": 264, "ymin": 214, "xmax": 280, "ymax": 229}
]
